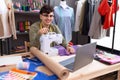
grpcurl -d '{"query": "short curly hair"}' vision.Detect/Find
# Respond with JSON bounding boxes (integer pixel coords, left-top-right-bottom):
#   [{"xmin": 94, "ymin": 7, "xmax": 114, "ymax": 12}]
[{"xmin": 39, "ymin": 5, "xmax": 54, "ymax": 14}]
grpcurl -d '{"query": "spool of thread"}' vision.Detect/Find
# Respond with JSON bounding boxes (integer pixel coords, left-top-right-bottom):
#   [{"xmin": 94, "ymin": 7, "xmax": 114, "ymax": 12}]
[
  {"xmin": 26, "ymin": 5, "xmax": 30, "ymax": 11},
  {"xmin": 22, "ymin": 5, "xmax": 26, "ymax": 11},
  {"xmin": 25, "ymin": 21, "xmax": 30, "ymax": 31},
  {"xmin": 19, "ymin": 22, "xmax": 24, "ymax": 32},
  {"xmin": 16, "ymin": 62, "xmax": 29, "ymax": 70}
]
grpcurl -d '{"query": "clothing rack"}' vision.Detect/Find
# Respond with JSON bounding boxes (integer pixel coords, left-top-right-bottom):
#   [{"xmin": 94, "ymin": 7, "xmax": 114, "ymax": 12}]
[{"xmin": 111, "ymin": 0, "xmax": 118, "ymax": 54}]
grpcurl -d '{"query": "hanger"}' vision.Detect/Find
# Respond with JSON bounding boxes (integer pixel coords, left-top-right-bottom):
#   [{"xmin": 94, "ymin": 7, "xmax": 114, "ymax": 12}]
[
  {"xmin": 108, "ymin": 0, "xmax": 112, "ymax": 6},
  {"xmin": 108, "ymin": 0, "xmax": 112, "ymax": 4}
]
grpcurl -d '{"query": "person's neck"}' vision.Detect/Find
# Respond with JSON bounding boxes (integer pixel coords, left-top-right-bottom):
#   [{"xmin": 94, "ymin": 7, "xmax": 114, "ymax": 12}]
[
  {"xmin": 60, "ymin": 1, "xmax": 67, "ymax": 9},
  {"xmin": 42, "ymin": 22, "xmax": 49, "ymax": 28}
]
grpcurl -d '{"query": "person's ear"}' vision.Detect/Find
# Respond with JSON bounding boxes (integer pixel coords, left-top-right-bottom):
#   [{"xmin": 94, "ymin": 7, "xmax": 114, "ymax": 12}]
[{"xmin": 40, "ymin": 14, "xmax": 42, "ymax": 19}]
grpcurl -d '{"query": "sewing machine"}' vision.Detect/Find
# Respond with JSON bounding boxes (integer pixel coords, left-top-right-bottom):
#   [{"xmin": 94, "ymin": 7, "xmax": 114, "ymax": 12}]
[{"xmin": 40, "ymin": 32, "xmax": 63, "ymax": 56}]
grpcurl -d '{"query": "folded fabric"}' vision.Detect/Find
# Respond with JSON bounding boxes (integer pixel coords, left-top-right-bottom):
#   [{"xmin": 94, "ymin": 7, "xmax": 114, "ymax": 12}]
[
  {"xmin": 54, "ymin": 45, "xmax": 78, "ymax": 56},
  {"xmin": 95, "ymin": 52, "xmax": 120, "ymax": 65}
]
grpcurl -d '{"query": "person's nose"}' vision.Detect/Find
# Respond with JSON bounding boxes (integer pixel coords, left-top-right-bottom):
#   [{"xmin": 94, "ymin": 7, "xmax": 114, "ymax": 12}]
[{"xmin": 47, "ymin": 16, "xmax": 51, "ymax": 19}]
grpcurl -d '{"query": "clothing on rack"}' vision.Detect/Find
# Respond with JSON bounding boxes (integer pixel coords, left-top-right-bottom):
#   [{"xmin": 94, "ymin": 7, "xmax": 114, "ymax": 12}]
[
  {"xmin": 81, "ymin": 0, "xmax": 99, "ymax": 35},
  {"xmin": 74, "ymin": 0, "xmax": 86, "ymax": 33},
  {"xmin": 0, "ymin": 0, "xmax": 16, "ymax": 39},
  {"xmin": 98, "ymin": 0, "xmax": 119, "ymax": 29},
  {"xmin": 88, "ymin": 0, "xmax": 109, "ymax": 39},
  {"xmin": 0, "ymin": 15, "xmax": 4, "ymax": 37},
  {"xmin": 53, "ymin": 2, "xmax": 74, "ymax": 43}
]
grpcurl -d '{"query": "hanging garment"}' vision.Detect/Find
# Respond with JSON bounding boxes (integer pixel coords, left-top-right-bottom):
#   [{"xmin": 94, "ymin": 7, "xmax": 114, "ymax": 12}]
[
  {"xmin": 82, "ymin": 0, "xmax": 98, "ymax": 35},
  {"xmin": 0, "ymin": 0, "xmax": 16, "ymax": 39},
  {"xmin": 88, "ymin": 0, "xmax": 108, "ymax": 39},
  {"xmin": 0, "ymin": 15, "xmax": 4, "ymax": 37},
  {"xmin": 74, "ymin": 0, "xmax": 86, "ymax": 33},
  {"xmin": 98, "ymin": 0, "xmax": 119, "ymax": 29},
  {"xmin": 53, "ymin": 5, "xmax": 74, "ymax": 43},
  {"xmin": 8, "ymin": 8, "xmax": 17, "ymax": 39}
]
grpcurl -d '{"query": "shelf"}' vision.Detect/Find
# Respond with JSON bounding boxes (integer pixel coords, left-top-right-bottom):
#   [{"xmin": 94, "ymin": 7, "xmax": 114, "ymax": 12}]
[
  {"xmin": 14, "ymin": 11, "xmax": 39, "ymax": 14},
  {"xmin": 16, "ymin": 31, "xmax": 29, "ymax": 35},
  {"xmin": 9, "ymin": 0, "xmax": 43, "ymax": 54},
  {"xmin": 11, "ymin": 45, "xmax": 26, "ymax": 53}
]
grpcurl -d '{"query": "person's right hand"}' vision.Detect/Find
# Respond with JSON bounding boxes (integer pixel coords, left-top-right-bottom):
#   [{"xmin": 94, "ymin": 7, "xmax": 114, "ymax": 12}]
[{"xmin": 38, "ymin": 27, "xmax": 49, "ymax": 34}]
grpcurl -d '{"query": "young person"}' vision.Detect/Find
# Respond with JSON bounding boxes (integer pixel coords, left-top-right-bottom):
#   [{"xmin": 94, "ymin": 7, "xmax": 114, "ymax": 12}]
[{"xmin": 29, "ymin": 5, "xmax": 75, "ymax": 54}]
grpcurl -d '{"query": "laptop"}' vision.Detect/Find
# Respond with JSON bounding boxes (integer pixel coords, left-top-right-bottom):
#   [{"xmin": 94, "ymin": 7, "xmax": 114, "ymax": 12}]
[{"xmin": 59, "ymin": 42, "xmax": 96, "ymax": 72}]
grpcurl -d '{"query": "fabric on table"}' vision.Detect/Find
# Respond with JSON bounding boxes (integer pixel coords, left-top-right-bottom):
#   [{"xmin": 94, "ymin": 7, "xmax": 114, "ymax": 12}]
[
  {"xmin": 23, "ymin": 58, "xmax": 58, "ymax": 80},
  {"xmin": 34, "ymin": 71, "xmax": 58, "ymax": 80},
  {"xmin": 54, "ymin": 45, "xmax": 78, "ymax": 56},
  {"xmin": 23, "ymin": 58, "xmax": 44, "ymax": 72}
]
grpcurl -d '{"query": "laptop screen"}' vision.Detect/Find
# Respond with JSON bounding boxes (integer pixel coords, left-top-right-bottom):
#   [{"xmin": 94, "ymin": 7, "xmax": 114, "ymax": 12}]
[{"xmin": 59, "ymin": 42, "xmax": 97, "ymax": 71}]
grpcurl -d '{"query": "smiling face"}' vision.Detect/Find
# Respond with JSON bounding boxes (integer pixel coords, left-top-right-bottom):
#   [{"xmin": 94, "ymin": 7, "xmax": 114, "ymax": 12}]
[
  {"xmin": 39, "ymin": 5, "xmax": 54, "ymax": 27},
  {"xmin": 40, "ymin": 12, "xmax": 54, "ymax": 27}
]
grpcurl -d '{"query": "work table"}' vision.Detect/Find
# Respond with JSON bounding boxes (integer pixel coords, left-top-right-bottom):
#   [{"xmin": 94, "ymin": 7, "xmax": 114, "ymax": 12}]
[{"xmin": 0, "ymin": 52, "xmax": 120, "ymax": 80}]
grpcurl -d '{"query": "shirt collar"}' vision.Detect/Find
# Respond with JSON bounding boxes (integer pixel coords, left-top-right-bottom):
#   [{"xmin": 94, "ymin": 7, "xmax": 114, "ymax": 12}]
[{"xmin": 59, "ymin": 5, "xmax": 70, "ymax": 9}]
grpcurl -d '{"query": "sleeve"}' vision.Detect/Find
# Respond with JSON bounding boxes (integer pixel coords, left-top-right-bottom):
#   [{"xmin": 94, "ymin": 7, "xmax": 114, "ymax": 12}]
[
  {"xmin": 29, "ymin": 23, "xmax": 41, "ymax": 49},
  {"xmin": 0, "ymin": 14, "xmax": 4, "ymax": 37},
  {"xmin": 8, "ymin": 9, "xmax": 17, "ymax": 39},
  {"xmin": 112, "ymin": 0, "xmax": 119, "ymax": 13},
  {"xmin": 71, "ymin": 8, "xmax": 75, "ymax": 31}
]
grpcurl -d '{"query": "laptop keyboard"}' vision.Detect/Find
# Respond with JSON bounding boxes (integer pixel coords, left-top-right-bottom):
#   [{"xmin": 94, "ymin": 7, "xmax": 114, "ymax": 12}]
[
  {"xmin": 65, "ymin": 62, "xmax": 74, "ymax": 70},
  {"xmin": 59, "ymin": 56, "xmax": 75, "ymax": 66},
  {"xmin": 59, "ymin": 56, "xmax": 75, "ymax": 71}
]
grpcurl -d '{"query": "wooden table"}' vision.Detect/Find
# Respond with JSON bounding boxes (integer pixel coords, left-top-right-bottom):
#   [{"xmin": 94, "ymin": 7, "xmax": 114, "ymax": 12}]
[
  {"xmin": 0, "ymin": 52, "xmax": 120, "ymax": 80},
  {"xmin": 50, "ymin": 54, "xmax": 120, "ymax": 80}
]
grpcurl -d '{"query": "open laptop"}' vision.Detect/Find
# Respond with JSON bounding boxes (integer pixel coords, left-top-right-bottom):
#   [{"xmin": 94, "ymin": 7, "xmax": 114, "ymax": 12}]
[{"xmin": 59, "ymin": 42, "xmax": 96, "ymax": 72}]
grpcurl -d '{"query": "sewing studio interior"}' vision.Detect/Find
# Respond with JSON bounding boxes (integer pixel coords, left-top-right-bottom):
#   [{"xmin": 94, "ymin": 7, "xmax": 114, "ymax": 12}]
[{"xmin": 0, "ymin": 0, "xmax": 120, "ymax": 80}]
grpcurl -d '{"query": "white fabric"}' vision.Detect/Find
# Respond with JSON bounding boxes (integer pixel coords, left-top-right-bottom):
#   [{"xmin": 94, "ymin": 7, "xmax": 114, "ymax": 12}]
[
  {"xmin": 0, "ymin": 0, "xmax": 11, "ymax": 39},
  {"xmin": 0, "ymin": 0, "xmax": 16, "ymax": 39},
  {"xmin": 0, "ymin": 0, "xmax": 8, "ymax": 14},
  {"xmin": 0, "ymin": 12, "xmax": 12, "ymax": 39},
  {"xmin": 74, "ymin": 0, "xmax": 86, "ymax": 31}
]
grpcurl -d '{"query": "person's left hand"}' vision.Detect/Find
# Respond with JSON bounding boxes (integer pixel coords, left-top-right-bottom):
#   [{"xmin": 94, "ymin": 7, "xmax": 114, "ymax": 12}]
[{"xmin": 66, "ymin": 46, "xmax": 75, "ymax": 54}]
